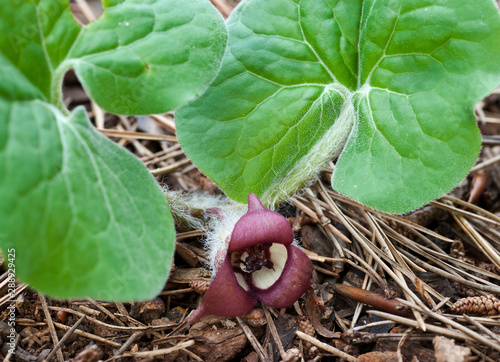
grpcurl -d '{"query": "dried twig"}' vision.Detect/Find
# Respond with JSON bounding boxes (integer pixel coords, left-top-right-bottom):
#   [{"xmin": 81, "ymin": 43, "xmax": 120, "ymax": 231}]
[
  {"xmin": 0, "ymin": 283, "xmax": 27, "ymax": 306},
  {"xmin": 408, "ymin": 256, "xmax": 500, "ymax": 294},
  {"xmin": 470, "ymin": 153, "xmax": 500, "ymax": 172},
  {"xmin": 209, "ymin": 0, "xmax": 233, "ymax": 17},
  {"xmin": 74, "ymin": 0, "xmax": 97, "ymax": 23},
  {"xmin": 86, "ymin": 298, "xmax": 125, "ymax": 327},
  {"xmin": 295, "ymin": 331, "xmax": 357, "ymax": 362},
  {"xmin": 53, "ymin": 321, "xmax": 121, "ymax": 348},
  {"xmin": 99, "ymin": 128, "xmax": 177, "ymax": 142},
  {"xmin": 40, "ymin": 295, "xmax": 64, "ymax": 362},
  {"xmin": 151, "ymin": 158, "xmax": 192, "ymax": 175},
  {"xmin": 463, "ymin": 315, "xmax": 500, "ymax": 344},
  {"xmin": 263, "ymin": 306, "xmax": 287, "ymax": 360},
  {"xmin": 48, "ymin": 306, "xmax": 177, "ymax": 332},
  {"xmin": 46, "ymin": 315, "xmax": 85, "ymax": 361},
  {"xmin": 112, "ymin": 331, "xmax": 145, "ymax": 358},
  {"xmin": 110, "ymin": 340, "xmax": 195, "ymax": 360},
  {"xmin": 393, "ymin": 299, "xmax": 500, "ymax": 353},
  {"xmin": 367, "ymin": 310, "xmax": 472, "ymax": 341},
  {"xmin": 237, "ymin": 317, "xmax": 270, "ymax": 362},
  {"xmin": 331, "ymin": 283, "xmax": 413, "ymax": 318}
]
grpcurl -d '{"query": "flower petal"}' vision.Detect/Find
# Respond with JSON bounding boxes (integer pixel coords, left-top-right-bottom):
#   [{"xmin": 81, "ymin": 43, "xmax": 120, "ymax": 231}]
[
  {"xmin": 250, "ymin": 243, "xmax": 287, "ymax": 289},
  {"xmin": 187, "ymin": 256, "xmax": 257, "ymax": 323},
  {"xmin": 253, "ymin": 245, "xmax": 312, "ymax": 308},
  {"xmin": 228, "ymin": 193, "xmax": 294, "ymax": 252}
]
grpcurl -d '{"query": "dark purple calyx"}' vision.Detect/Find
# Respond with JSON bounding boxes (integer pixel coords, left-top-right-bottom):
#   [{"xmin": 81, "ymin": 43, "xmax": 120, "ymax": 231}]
[
  {"xmin": 187, "ymin": 193, "xmax": 313, "ymax": 323},
  {"xmin": 187, "ymin": 256, "xmax": 256, "ymax": 323},
  {"xmin": 228, "ymin": 194, "xmax": 294, "ymax": 253}
]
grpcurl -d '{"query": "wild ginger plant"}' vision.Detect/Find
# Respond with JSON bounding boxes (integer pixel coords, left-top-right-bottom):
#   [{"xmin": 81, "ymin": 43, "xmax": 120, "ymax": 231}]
[
  {"xmin": 177, "ymin": 0, "xmax": 500, "ymax": 214},
  {"xmin": 176, "ymin": 0, "xmax": 500, "ymax": 318}
]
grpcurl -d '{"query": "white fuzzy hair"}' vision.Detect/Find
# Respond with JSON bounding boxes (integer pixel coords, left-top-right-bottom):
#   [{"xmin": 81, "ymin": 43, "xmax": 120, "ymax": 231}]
[{"xmin": 163, "ymin": 188, "xmax": 248, "ymax": 275}]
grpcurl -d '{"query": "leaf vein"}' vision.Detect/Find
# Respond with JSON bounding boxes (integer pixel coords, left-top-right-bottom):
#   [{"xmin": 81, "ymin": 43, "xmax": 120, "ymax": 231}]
[{"xmin": 298, "ymin": 0, "xmax": 337, "ymax": 82}]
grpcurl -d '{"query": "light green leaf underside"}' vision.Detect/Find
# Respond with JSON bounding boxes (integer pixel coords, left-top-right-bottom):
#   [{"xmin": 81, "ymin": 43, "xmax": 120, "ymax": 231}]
[
  {"xmin": 176, "ymin": 0, "xmax": 500, "ymax": 213},
  {"xmin": 0, "ymin": 100, "xmax": 174, "ymax": 300},
  {"xmin": 70, "ymin": 0, "xmax": 227, "ymax": 115}
]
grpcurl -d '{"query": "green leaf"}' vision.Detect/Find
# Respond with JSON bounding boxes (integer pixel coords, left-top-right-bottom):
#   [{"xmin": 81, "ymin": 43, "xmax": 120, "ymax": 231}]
[
  {"xmin": 0, "ymin": 0, "xmax": 227, "ymax": 299},
  {"xmin": 0, "ymin": 0, "xmax": 81, "ymax": 101},
  {"xmin": 0, "ymin": 101, "xmax": 175, "ymax": 300},
  {"xmin": 176, "ymin": 0, "xmax": 500, "ymax": 213},
  {"xmin": 70, "ymin": 0, "xmax": 228, "ymax": 114}
]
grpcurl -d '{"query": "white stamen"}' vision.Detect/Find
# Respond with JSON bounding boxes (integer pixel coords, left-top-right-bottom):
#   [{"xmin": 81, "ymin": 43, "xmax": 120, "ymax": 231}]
[{"xmin": 240, "ymin": 251, "xmax": 250, "ymax": 272}]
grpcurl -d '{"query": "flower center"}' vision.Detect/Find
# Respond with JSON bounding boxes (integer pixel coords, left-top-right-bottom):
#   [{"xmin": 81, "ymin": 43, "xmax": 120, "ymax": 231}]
[{"xmin": 232, "ymin": 243, "xmax": 274, "ymax": 273}]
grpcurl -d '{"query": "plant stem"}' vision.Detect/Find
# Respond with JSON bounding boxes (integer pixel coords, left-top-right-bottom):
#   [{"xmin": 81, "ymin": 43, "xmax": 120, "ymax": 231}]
[
  {"xmin": 51, "ymin": 61, "xmax": 73, "ymax": 115},
  {"xmin": 261, "ymin": 84, "xmax": 354, "ymax": 208}
]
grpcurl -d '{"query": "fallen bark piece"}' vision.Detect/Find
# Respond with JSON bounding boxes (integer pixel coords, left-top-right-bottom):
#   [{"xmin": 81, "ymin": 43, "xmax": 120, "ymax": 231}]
[
  {"xmin": 305, "ymin": 288, "xmax": 339, "ymax": 338},
  {"xmin": 358, "ymin": 351, "xmax": 398, "ymax": 362},
  {"xmin": 188, "ymin": 316, "xmax": 257, "ymax": 362}
]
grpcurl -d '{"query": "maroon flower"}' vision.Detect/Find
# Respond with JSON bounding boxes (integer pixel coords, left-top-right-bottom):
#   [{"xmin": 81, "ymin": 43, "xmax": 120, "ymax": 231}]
[{"xmin": 188, "ymin": 193, "xmax": 313, "ymax": 323}]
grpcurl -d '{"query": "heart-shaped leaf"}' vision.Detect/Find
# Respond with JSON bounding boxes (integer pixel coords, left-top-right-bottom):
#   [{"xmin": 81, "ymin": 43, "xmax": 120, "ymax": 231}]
[
  {"xmin": 0, "ymin": 101, "xmax": 175, "ymax": 300},
  {"xmin": 70, "ymin": 0, "xmax": 228, "ymax": 114},
  {"xmin": 0, "ymin": 0, "xmax": 227, "ymax": 300},
  {"xmin": 176, "ymin": 0, "xmax": 500, "ymax": 213}
]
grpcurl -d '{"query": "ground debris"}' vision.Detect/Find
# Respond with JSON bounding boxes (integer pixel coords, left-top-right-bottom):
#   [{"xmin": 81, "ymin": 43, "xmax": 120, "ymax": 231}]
[
  {"xmin": 189, "ymin": 279, "xmax": 211, "ymax": 295},
  {"xmin": 433, "ymin": 336, "xmax": 471, "ymax": 362},
  {"xmin": 130, "ymin": 298, "xmax": 166, "ymax": 324},
  {"xmin": 358, "ymin": 351, "xmax": 399, "ymax": 362},
  {"xmin": 72, "ymin": 344, "xmax": 103, "ymax": 362},
  {"xmin": 186, "ymin": 315, "xmax": 261, "ymax": 362},
  {"xmin": 450, "ymin": 296, "xmax": 500, "ymax": 316}
]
